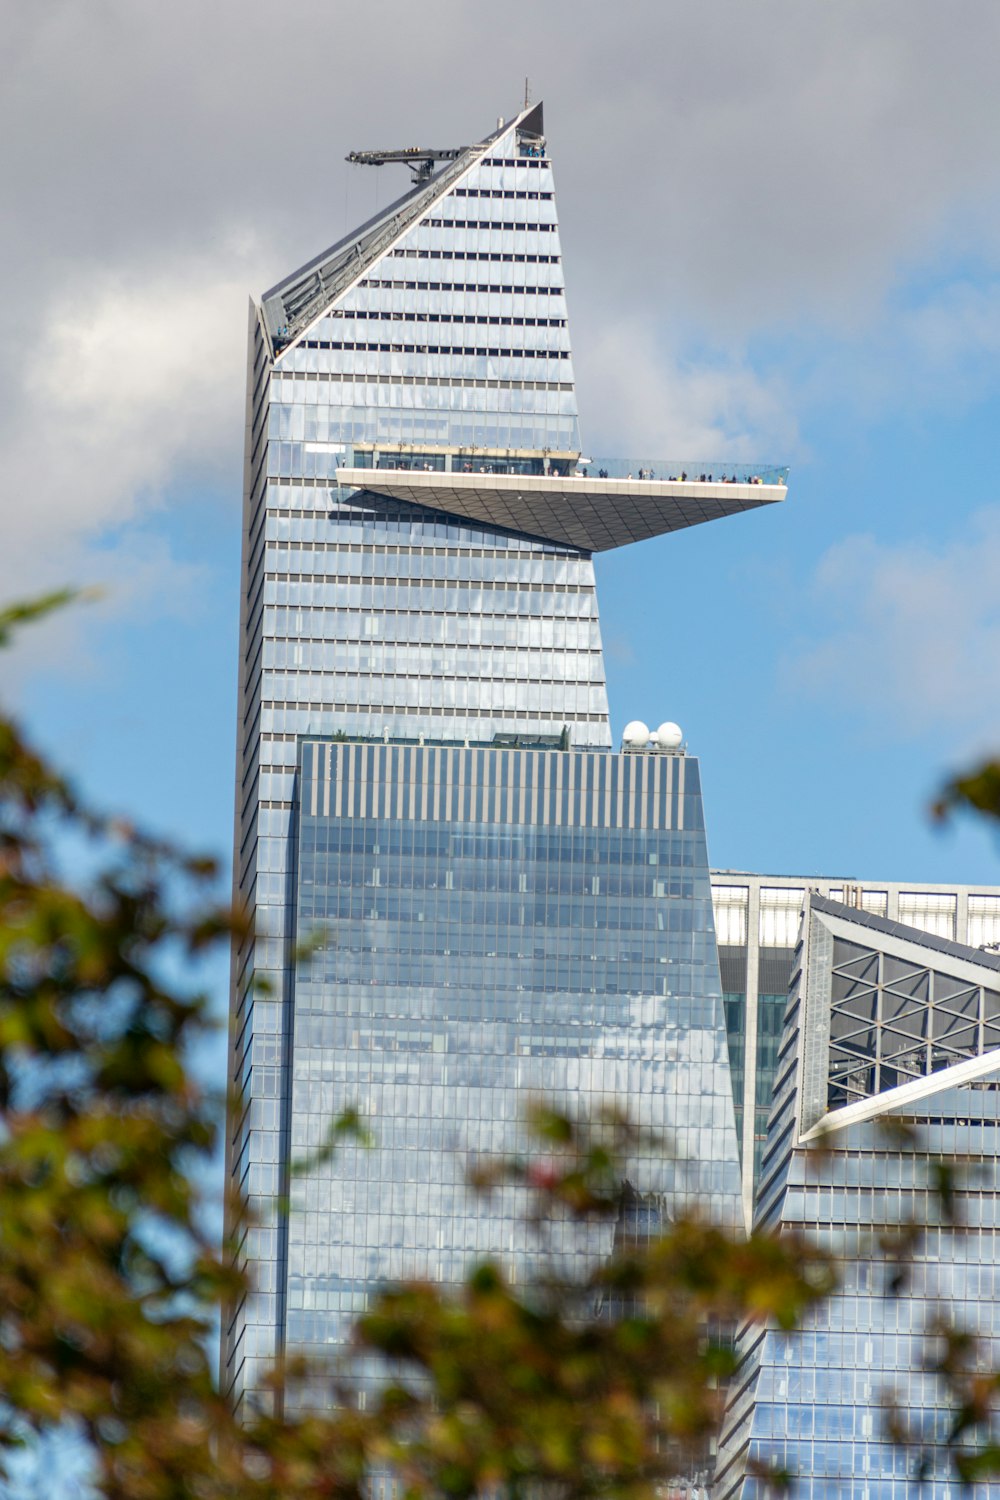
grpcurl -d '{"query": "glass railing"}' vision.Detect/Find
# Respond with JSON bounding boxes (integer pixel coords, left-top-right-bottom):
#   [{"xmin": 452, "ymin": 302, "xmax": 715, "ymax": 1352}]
[
  {"xmin": 582, "ymin": 459, "xmax": 789, "ymax": 486},
  {"xmin": 343, "ymin": 452, "xmax": 789, "ymax": 486},
  {"xmin": 351, "ymin": 451, "xmax": 449, "ymax": 473},
  {"xmin": 348, "ymin": 452, "xmax": 577, "ymax": 477}
]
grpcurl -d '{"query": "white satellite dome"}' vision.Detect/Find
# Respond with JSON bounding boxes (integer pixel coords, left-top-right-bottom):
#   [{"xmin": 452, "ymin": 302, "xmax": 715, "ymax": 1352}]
[
  {"xmin": 622, "ymin": 720, "xmax": 651, "ymax": 748},
  {"xmin": 653, "ymin": 721, "xmax": 683, "ymax": 750}
]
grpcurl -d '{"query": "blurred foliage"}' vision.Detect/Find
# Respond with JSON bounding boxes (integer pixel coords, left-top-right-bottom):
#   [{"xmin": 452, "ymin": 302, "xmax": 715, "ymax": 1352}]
[
  {"xmin": 933, "ymin": 759, "xmax": 1000, "ymax": 827},
  {"xmin": 0, "ymin": 593, "xmax": 998, "ymax": 1498}
]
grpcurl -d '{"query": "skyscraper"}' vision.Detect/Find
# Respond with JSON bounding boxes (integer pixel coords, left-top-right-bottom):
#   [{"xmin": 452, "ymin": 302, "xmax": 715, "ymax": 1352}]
[
  {"xmin": 224, "ymin": 101, "xmax": 786, "ymax": 1411},
  {"xmin": 715, "ymin": 894, "xmax": 1000, "ymax": 1498},
  {"xmin": 710, "ymin": 873, "xmax": 1000, "ymax": 1225}
]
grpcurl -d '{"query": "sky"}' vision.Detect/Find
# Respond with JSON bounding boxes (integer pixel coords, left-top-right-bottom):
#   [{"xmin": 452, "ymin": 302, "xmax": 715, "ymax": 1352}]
[{"xmin": 5, "ymin": 0, "xmax": 1000, "ymax": 939}]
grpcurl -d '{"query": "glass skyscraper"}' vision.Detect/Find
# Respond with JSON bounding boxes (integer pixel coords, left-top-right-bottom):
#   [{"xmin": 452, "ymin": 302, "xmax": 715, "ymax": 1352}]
[
  {"xmin": 710, "ymin": 873, "xmax": 1000, "ymax": 1225},
  {"xmin": 289, "ymin": 739, "xmax": 742, "ymax": 1404},
  {"xmin": 226, "ymin": 99, "xmax": 1000, "ymax": 1496},
  {"xmin": 224, "ymin": 101, "xmax": 785, "ymax": 1411},
  {"xmin": 715, "ymin": 895, "xmax": 1000, "ymax": 1498}
]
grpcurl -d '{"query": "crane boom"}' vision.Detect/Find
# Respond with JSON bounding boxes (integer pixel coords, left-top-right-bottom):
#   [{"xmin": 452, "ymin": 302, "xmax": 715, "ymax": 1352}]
[{"xmin": 345, "ymin": 146, "xmax": 467, "ymax": 184}]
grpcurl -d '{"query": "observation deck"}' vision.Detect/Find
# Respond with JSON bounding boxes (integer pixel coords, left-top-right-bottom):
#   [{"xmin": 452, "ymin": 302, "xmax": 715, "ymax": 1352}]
[{"xmin": 334, "ymin": 458, "xmax": 788, "ymax": 553}]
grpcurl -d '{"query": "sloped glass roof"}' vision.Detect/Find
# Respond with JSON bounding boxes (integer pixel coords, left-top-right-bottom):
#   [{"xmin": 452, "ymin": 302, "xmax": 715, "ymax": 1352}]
[{"xmin": 261, "ymin": 105, "xmax": 542, "ymax": 352}]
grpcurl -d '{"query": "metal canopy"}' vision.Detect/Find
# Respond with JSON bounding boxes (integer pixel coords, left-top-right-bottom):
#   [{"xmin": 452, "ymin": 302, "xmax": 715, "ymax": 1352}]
[{"xmin": 333, "ymin": 468, "xmax": 787, "ymax": 553}]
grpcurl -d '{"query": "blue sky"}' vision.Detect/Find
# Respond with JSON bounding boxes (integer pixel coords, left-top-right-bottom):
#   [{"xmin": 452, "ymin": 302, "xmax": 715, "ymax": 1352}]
[{"xmin": 6, "ymin": 0, "xmax": 1000, "ymax": 953}]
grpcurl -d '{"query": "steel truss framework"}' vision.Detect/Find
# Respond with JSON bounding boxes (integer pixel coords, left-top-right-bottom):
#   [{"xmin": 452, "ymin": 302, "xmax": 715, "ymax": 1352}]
[{"xmin": 828, "ymin": 936, "xmax": 1000, "ymax": 1106}]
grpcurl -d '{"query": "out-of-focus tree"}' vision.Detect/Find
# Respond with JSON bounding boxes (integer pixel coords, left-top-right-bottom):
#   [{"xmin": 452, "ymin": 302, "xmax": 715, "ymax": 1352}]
[
  {"xmin": 0, "ymin": 593, "xmax": 994, "ymax": 1499},
  {"xmin": 934, "ymin": 759, "xmax": 1000, "ymax": 827}
]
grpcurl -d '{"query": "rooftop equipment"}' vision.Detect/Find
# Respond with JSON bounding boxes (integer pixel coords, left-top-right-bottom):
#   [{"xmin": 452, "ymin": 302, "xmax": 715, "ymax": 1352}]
[{"xmin": 345, "ymin": 145, "xmax": 468, "ymax": 184}]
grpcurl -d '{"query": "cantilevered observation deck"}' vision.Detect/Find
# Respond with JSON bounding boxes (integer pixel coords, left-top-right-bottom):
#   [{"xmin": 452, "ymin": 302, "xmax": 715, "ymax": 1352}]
[
  {"xmin": 335, "ymin": 465, "xmax": 787, "ymax": 552},
  {"xmin": 226, "ymin": 97, "xmax": 789, "ymax": 1418},
  {"xmin": 263, "ymin": 95, "xmax": 789, "ymax": 552}
]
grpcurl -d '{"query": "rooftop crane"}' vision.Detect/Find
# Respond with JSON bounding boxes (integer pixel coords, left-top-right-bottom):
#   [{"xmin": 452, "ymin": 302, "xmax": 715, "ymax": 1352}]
[{"xmin": 345, "ymin": 145, "xmax": 468, "ymax": 185}]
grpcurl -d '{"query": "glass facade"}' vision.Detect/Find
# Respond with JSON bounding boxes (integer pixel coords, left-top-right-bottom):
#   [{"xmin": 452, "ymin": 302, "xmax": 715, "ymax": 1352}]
[
  {"xmin": 285, "ymin": 741, "xmax": 741, "ymax": 1395},
  {"xmin": 225, "ymin": 107, "xmax": 618, "ymax": 1409},
  {"xmin": 711, "ymin": 874, "xmax": 1000, "ymax": 1225},
  {"xmin": 226, "ymin": 102, "xmax": 756, "ymax": 1414},
  {"xmin": 266, "ymin": 114, "xmax": 580, "ymax": 464},
  {"xmin": 227, "ymin": 96, "xmax": 1000, "ymax": 1492},
  {"xmin": 715, "ymin": 896, "xmax": 1000, "ymax": 1499}
]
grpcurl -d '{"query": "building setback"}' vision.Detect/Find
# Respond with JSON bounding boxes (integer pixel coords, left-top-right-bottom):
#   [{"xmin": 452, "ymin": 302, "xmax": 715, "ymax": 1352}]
[{"xmin": 224, "ymin": 101, "xmax": 784, "ymax": 1411}]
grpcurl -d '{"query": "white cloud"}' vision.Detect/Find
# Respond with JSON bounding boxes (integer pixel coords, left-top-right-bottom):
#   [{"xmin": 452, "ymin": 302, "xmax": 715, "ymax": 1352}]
[
  {"xmin": 893, "ymin": 282, "xmax": 1000, "ymax": 414},
  {"xmin": 0, "ymin": 536, "xmax": 209, "ymax": 700},
  {"xmin": 6, "ymin": 0, "xmax": 1000, "ymax": 703},
  {"xmin": 776, "ymin": 276, "xmax": 1000, "ymax": 426},
  {"xmin": 8, "ymin": 3, "xmax": 1000, "ymax": 338},
  {"xmin": 2, "ymin": 240, "xmax": 267, "ymax": 583},
  {"xmin": 903, "ymin": 282, "xmax": 1000, "ymax": 365},
  {"xmin": 784, "ymin": 510, "xmax": 1000, "ymax": 753},
  {"xmin": 0, "ymin": 239, "xmax": 271, "ymax": 690},
  {"xmin": 576, "ymin": 316, "xmax": 800, "ymax": 463}
]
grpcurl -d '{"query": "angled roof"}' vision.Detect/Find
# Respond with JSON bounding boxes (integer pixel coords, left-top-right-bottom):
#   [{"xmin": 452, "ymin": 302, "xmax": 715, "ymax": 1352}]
[
  {"xmin": 260, "ymin": 104, "xmax": 540, "ymax": 353},
  {"xmin": 810, "ymin": 893, "xmax": 1000, "ymax": 975},
  {"xmin": 334, "ymin": 468, "xmax": 787, "ymax": 553},
  {"xmin": 787, "ymin": 893, "xmax": 1000, "ymax": 1137}
]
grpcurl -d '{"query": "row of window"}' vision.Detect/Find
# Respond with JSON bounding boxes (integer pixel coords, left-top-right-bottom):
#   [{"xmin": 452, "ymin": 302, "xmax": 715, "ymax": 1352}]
[
  {"xmin": 260, "ymin": 700, "xmax": 606, "ymax": 722},
  {"xmin": 296, "ymin": 871, "xmax": 705, "ymax": 901},
  {"xmin": 262, "ymin": 665, "xmax": 605, "ymax": 689},
  {"xmin": 287, "ymin": 1055, "xmax": 727, "ymax": 1095},
  {"xmin": 262, "ymin": 492, "xmax": 582, "ymax": 541},
  {"xmin": 388, "ymin": 249, "xmax": 560, "ymax": 263},
  {"xmin": 321, "ymin": 312, "xmax": 567, "ymax": 327},
  {"xmin": 452, "ymin": 187, "xmax": 553, "ymax": 200},
  {"xmin": 481, "ymin": 157, "xmax": 548, "ymax": 169},
  {"xmin": 422, "ymin": 218, "xmax": 557, "ymax": 232},
  {"xmin": 262, "ymin": 511, "xmax": 581, "ymax": 554},
  {"xmin": 260, "ymin": 593, "xmax": 599, "ymax": 624},
  {"xmin": 259, "ymin": 630, "xmax": 600, "ymax": 661},
  {"xmin": 290, "ymin": 1022, "xmax": 713, "ymax": 1061},
  {"xmin": 264, "ymin": 571, "xmax": 593, "ymax": 592},
  {"xmin": 299, "ymin": 816, "xmax": 701, "ymax": 854},
  {"xmin": 269, "ymin": 421, "xmax": 580, "ymax": 455},
  {"xmin": 262, "ymin": 534, "xmax": 584, "ymax": 562},
  {"xmin": 289, "ymin": 1029, "xmax": 700, "ymax": 1058},
  {"xmin": 299, "ymin": 341, "xmax": 571, "ymax": 358},
  {"xmin": 267, "ymin": 631, "xmax": 600, "ymax": 653},
  {"xmin": 299, "ymin": 893, "xmax": 707, "ymax": 936},
  {"xmin": 264, "ymin": 537, "xmax": 588, "ymax": 567},
  {"xmin": 266, "ymin": 639, "xmax": 599, "ymax": 664},
  {"xmin": 272, "ymin": 373, "xmax": 575, "ymax": 391},
  {"xmin": 361, "ymin": 280, "xmax": 563, "ymax": 295},
  {"xmin": 265, "ymin": 649, "xmax": 604, "ymax": 680}
]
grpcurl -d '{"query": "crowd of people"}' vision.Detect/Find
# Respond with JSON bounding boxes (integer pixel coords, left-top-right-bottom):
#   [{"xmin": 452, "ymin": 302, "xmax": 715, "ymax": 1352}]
[
  {"xmin": 369, "ymin": 455, "xmax": 773, "ymax": 485},
  {"xmin": 616, "ymin": 469, "xmax": 768, "ymax": 485}
]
